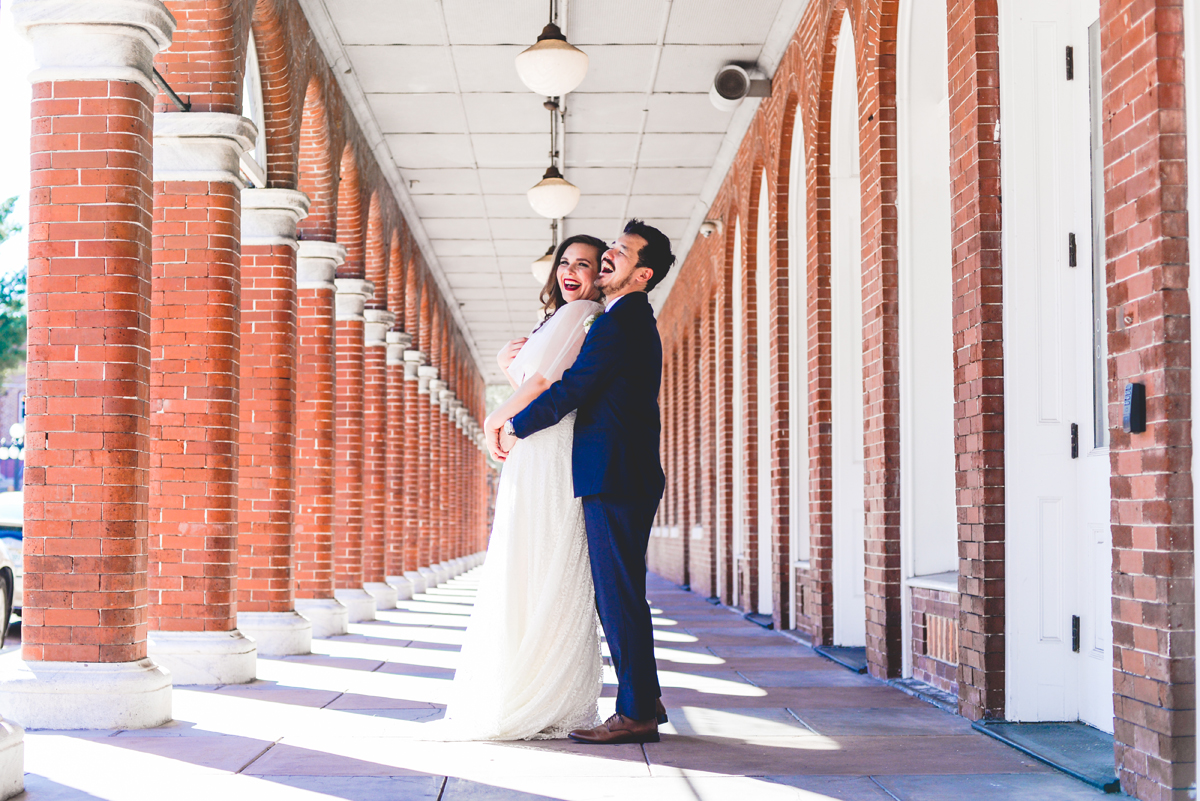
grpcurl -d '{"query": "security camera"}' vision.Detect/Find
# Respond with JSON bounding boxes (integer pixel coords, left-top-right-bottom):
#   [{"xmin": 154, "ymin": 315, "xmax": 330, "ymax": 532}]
[
  {"xmin": 699, "ymin": 220, "xmax": 721, "ymax": 238},
  {"xmin": 709, "ymin": 64, "xmax": 772, "ymax": 112}
]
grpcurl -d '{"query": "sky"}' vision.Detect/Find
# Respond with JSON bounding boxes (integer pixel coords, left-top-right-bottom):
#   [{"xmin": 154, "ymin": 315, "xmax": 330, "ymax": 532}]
[{"xmin": 0, "ymin": 7, "xmax": 35, "ymax": 279}]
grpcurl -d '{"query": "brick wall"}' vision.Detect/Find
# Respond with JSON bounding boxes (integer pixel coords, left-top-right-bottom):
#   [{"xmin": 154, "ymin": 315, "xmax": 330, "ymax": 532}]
[{"xmin": 24, "ymin": 79, "xmax": 157, "ymax": 663}]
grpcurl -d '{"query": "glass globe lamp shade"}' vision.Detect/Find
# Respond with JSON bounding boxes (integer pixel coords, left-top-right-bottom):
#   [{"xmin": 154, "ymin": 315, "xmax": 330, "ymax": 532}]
[
  {"xmin": 515, "ymin": 24, "xmax": 588, "ymax": 97},
  {"xmin": 527, "ymin": 166, "xmax": 580, "ymax": 219},
  {"xmin": 531, "ymin": 246, "xmax": 555, "ymax": 285}
]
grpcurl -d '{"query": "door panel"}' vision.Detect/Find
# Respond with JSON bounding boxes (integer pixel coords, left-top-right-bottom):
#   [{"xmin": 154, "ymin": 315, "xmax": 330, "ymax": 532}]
[{"xmin": 1001, "ymin": 0, "xmax": 1112, "ymax": 732}]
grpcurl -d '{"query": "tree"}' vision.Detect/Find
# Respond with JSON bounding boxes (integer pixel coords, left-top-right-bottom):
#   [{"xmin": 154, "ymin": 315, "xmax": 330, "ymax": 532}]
[{"xmin": 0, "ymin": 198, "xmax": 26, "ymax": 381}]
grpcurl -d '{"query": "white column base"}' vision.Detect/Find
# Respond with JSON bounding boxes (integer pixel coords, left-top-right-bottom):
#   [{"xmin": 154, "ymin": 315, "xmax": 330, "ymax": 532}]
[
  {"xmin": 236, "ymin": 612, "xmax": 312, "ymax": 657},
  {"xmin": 364, "ymin": 582, "xmax": 397, "ymax": 611},
  {"xmin": 0, "ymin": 658, "xmax": 171, "ymax": 730},
  {"xmin": 418, "ymin": 566, "xmax": 439, "ymax": 589},
  {"xmin": 334, "ymin": 588, "xmax": 377, "ymax": 622},
  {"xmin": 294, "ymin": 598, "xmax": 349, "ymax": 638},
  {"xmin": 387, "ymin": 574, "xmax": 414, "ymax": 601},
  {"xmin": 433, "ymin": 562, "xmax": 452, "ymax": 585},
  {"xmin": 147, "ymin": 629, "xmax": 256, "ymax": 686},
  {"xmin": 0, "ymin": 718, "xmax": 21, "ymax": 800},
  {"xmin": 452, "ymin": 557, "xmax": 467, "ymax": 575},
  {"xmin": 404, "ymin": 570, "xmax": 427, "ymax": 595}
]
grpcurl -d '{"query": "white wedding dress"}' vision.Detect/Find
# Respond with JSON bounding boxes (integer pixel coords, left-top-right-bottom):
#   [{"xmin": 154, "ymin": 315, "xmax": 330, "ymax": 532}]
[{"xmin": 439, "ymin": 298, "xmax": 605, "ymax": 740}]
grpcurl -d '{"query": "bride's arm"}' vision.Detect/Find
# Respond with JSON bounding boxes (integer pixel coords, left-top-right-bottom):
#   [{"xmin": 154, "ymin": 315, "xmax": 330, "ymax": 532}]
[
  {"xmin": 497, "ymin": 337, "xmax": 527, "ymax": 390},
  {"xmin": 484, "ymin": 372, "xmax": 551, "ymax": 435}
]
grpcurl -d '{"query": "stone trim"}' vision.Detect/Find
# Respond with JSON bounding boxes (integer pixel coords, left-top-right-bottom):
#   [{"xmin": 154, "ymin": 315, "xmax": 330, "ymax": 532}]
[
  {"xmin": 153, "ymin": 112, "xmax": 258, "ymax": 186},
  {"xmin": 12, "ymin": 0, "xmax": 176, "ymax": 95}
]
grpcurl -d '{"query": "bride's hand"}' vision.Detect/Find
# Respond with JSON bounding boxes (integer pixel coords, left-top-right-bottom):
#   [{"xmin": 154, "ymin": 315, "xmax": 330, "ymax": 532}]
[
  {"xmin": 484, "ymin": 413, "xmax": 508, "ymax": 462},
  {"xmin": 496, "ymin": 337, "xmax": 528, "ymax": 370}
]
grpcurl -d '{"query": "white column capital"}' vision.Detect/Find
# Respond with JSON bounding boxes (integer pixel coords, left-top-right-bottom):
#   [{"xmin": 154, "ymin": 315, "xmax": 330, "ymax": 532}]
[
  {"xmin": 241, "ymin": 188, "xmax": 310, "ymax": 248},
  {"xmin": 334, "ymin": 278, "xmax": 374, "ymax": 322},
  {"xmin": 404, "ymin": 349, "xmax": 425, "ymax": 380},
  {"xmin": 297, "ymin": 240, "xmax": 345, "ymax": 290},
  {"xmin": 153, "ymin": 112, "xmax": 257, "ymax": 186},
  {"xmin": 429, "ymin": 379, "xmax": 448, "ymax": 406},
  {"xmin": 364, "ymin": 310, "xmax": 396, "ymax": 346},
  {"xmin": 387, "ymin": 331, "xmax": 413, "ymax": 365},
  {"xmin": 13, "ymin": 0, "xmax": 176, "ymax": 96},
  {"xmin": 417, "ymin": 363, "xmax": 438, "ymax": 394},
  {"xmin": 438, "ymin": 388, "xmax": 454, "ymax": 413}
]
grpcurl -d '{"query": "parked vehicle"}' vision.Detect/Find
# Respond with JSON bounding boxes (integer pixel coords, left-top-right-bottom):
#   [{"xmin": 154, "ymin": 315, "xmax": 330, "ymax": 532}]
[{"xmin": 0, "ymin": 491, "xmax": 21, "ymax": 640}]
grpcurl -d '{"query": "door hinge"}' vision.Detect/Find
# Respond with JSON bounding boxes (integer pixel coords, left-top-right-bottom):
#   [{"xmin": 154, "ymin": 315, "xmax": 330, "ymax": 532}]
[
  {"xmin": 1066, "ymin": 46, "xmax": 1074, "ymax": 80},
  {"xmin": 1071, "ymin": 615, "xmax": 1081, "ymax": 652},
  {"xmin": 1068, "ymin": 233, "xmax": 1077, "ymax": 267},
  {"xmin": 1070, "ymin": 423, "xmax": 1079, "ymax": 458}
]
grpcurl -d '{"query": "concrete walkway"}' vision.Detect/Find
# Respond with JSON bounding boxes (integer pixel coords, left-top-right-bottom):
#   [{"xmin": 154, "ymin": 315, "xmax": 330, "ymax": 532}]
[{"xmin": 15, "ymin": 572, "xmax": 1113, "ymax": 800}]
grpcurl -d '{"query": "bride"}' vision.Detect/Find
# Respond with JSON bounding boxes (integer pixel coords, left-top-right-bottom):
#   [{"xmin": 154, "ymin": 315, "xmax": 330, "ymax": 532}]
[{"xmin": 438, "ymin": 234, "xmax": 608, "ymax": 740}]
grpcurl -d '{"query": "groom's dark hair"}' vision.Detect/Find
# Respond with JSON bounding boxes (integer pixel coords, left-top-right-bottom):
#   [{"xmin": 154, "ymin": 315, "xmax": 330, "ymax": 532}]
[{"xmin": 624, "ymin": 219, "xmax": 675, "ymax": 292}]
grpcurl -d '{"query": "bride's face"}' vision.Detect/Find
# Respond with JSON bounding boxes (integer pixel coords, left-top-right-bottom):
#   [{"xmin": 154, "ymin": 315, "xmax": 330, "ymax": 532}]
[{"xmin": 557, "ymin": 243, "xmax": 602, "ymax": 303}]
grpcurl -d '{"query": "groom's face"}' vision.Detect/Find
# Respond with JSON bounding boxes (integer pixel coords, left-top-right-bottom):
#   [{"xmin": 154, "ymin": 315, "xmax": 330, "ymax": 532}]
[{"xmin": 597, "ymin": 233, "xmax": 652, "ymax": 296}]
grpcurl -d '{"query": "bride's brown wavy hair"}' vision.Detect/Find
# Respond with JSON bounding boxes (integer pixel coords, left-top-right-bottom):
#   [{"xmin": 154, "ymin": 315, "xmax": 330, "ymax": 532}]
[{"xmin": 537, "ymin": 234, "xmax": 607, "ymax": 325}]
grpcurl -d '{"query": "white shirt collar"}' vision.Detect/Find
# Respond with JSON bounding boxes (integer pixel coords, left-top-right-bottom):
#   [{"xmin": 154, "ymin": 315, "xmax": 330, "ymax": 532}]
[{"xmin": 604, "ymin": 295, "xmax": 625, "ymax": 312}]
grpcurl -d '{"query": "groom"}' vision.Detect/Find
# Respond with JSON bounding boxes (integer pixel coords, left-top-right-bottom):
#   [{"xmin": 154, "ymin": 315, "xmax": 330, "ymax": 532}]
[{"xmin": 489, "ymin": 219, "xmax": 674, "ymax": 745}]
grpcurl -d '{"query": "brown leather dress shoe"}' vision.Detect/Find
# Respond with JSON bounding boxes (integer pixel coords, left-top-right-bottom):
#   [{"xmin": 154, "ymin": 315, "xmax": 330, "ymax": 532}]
[{"xmin": 569, "ymin": 713, "xmax": 660, "ymax": 744}]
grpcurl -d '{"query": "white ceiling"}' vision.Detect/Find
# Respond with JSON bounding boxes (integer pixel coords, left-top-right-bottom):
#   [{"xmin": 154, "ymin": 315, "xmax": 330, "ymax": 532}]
[{"xmin": 302, "ymin": 0, "xmax": 807, "ymax": 383}]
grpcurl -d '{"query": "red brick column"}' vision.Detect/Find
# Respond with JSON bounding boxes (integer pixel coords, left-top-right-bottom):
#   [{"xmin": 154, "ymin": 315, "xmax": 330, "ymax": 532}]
[
  {"xmin": 146, "ymin": 112, "xmax": 258, "ymax": 685},
  {"xmin": 362, "ymin": 309, "xmax": 396, "ymax": 609},
  {"xmin": 2, "ymin": 0, "xmax": 175, "ymax": 732},
  {"xmin": 385, "ymin": 332, "xmax": 413, "ymax": 598},
  {"xmin": 402, "ymin": 350, "xmax": 427, "ymax": 592},
  {"xmin": 1102, "ymin": 1, "xmax": 1194, "ymax": 796},
  {"xmin": 429, "ymin": 378, "xmax": 449, "ymax": 583},
  {"xmin": 334, "ymin": 278, "xmax": 375, "ymax": 621},
  {"xmin": 234, "ymin": 188, "xmax": 313, "ymax": 656},
  {"xmin": 946, "ymin": 0, "xmax": 1005, "ymax": 723},
  {"xmin": 293, "ymin": 241, "xmax": 349, "ymax": 637},
  {"xmin": 416, "ymin": 364, "xmax": 438, "ymax": 588}
]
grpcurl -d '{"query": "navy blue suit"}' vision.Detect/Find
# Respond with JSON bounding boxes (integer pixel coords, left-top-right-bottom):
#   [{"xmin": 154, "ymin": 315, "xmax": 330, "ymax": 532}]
[{"xmin": 511, "ymin": 291, "xmax": 664, "ymax": 720}]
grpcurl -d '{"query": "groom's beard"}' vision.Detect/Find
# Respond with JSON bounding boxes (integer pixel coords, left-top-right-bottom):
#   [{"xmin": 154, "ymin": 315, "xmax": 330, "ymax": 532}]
[{"xmin": 599, "ymin": 270, "xmax": 636, "ymax": 298}]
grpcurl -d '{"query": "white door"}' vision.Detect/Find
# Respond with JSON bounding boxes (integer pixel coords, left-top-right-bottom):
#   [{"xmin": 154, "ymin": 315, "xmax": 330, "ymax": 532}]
[
  {"xmin": 756, "ymin": 173, "xmax": 774, "ymax": 616},
  {"xmin": 830, "ymin": 12, "xmax": 866, "ymax": 648},
  {"xmin": 1001, "ymin": 0, "xmax": 1113, "ymax": 731}
]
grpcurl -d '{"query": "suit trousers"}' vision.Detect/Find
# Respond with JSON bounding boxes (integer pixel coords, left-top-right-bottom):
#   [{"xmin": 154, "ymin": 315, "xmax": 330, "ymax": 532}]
[{"xmin": 581, "ymin": 493, "xmax": 662, "ymax": 721}]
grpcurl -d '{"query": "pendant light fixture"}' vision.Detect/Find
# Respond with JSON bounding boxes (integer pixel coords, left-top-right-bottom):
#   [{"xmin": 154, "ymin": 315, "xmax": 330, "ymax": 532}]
[
  {"xmin": 515, "ymin": 0, "xmax": 588, "ymax": 98},
  {"xmin": 527, "ymin": 99, "xmax": 579, "ymax": 219},
  {"xmin": 531, "ymin": 220, "xmax": 558, "ymax": 284}
]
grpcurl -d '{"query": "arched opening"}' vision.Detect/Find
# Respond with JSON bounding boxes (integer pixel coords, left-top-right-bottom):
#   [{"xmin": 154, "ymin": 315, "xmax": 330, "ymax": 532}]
[
  {"xmin": 240, "ymin": 32, "xmax": 267, "ymax": 188},
  {"xmin": 896, "ymin": 0, "xmax": 957, "ymax": 680},
  {"xmin": 786, "ymin": 101, "xmax": 810, "ymax": 632},
  {"xmin": 829, "ymin": 11, "xmax": 866, "ymax": 648},
  {"xmin": 754, "ymin": 170, "xmax": 773, "ymax": 616}
]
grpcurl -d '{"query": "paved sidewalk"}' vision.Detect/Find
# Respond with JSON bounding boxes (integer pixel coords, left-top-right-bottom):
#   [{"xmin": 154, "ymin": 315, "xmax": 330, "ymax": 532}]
[{"xmin": 16, "ymin": 571, "xmax": 1112, "ymax": 800}]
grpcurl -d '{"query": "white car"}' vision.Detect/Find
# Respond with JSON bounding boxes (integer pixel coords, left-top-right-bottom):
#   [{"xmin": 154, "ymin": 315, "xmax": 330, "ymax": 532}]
[{"xmin": 0, "ymin": 491, "xmax": 21, "ymax": 642}]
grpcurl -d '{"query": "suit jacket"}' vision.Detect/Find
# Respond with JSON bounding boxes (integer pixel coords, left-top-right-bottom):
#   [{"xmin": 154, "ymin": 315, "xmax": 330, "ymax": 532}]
[{"xmin": 511, "ymin": 291, "xmax": 666, "ymax": 500}]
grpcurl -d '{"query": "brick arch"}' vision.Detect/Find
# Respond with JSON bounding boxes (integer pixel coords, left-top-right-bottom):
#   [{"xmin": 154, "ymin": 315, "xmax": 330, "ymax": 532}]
[
  {"xmin": 251, "ymin": 0, "xmax": 299, "ymax": 187},
  {"xmin": 155, "ymin": 0, "xmax": 250, "ymax": 114},
  {"xmin": 336, "ymin": 145, "xmax": 364, "ymax": 279},
  {"xmin": 406, "ymin": 260, "xmax": 423, "ymax": 349},
  {"xmin": 388, "ymin": 230, "xmax": 405, "ymax": 330},
  {"xmin": 297, "ymin": 79, "xmax": 335, "ymax": 239},
  {"xmin": 365, "ymin": 192, "xmax": 386, "ymax": 309}
]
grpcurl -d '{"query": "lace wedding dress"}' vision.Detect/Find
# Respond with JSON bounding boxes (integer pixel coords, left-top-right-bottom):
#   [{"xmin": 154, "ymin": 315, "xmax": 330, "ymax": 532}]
[{"xmin": 438, "ymin": 299, "xmax": 605, "ymax": 740}]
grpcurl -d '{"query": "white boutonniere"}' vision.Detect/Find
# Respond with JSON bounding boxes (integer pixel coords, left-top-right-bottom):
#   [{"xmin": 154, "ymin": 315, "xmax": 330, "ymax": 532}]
[{"xmin": 582, "ymin": 312, "xmax": 601, "ymax": 333}]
